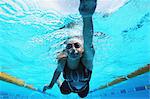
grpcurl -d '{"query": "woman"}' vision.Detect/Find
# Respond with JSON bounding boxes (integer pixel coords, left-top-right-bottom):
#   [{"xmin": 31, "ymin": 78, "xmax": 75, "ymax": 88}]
[{"xmin": 43, "ymin": 0, "xmax": 97, "ymax": 98}]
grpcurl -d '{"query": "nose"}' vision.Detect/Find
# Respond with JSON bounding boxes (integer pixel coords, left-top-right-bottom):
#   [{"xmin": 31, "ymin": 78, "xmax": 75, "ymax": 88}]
[
  {"xmin": 72, "ymin": 46, "xmax": 78, "ymax": 54},
  {"xmin": 72, "ymin": 49, "xmax": 75, "ymax": 53}
]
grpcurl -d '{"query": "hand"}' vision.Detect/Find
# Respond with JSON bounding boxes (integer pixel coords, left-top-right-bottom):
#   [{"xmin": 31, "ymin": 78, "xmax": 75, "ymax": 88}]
[
  {"xmin": 79, "ymin": 0, "xmax": 97, "ymax": 17},
  {"xmin": 43, "ymin": 84, "xmax": 51, "ymax": 92}
]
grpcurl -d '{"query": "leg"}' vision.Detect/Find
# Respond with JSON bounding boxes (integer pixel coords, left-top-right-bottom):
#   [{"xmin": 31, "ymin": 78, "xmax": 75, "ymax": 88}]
[
  {"xmin": 78, "ymin": 83, "xmax": 89, "ymax": 98},
  {"xmin": 60, "ymin": 80, "xmax": 71, "ymax": 95}
]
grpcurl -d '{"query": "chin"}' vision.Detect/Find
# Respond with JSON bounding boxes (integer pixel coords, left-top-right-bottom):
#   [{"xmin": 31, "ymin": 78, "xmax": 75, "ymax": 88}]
[
  {"xmin": 71, "ymin": 56, "xmax": 80, "ymax": 59},
  {"xmin": 69, "ymin": 55, "xmax": 80, "ymax": 59}
]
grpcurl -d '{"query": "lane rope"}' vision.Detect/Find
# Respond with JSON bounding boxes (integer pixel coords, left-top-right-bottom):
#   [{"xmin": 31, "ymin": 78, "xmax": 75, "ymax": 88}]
[
  {"xmin": 0, "ymin": 72, "xmax": 56, "ymax": 97},
  {"xmin": 89, "ymin": 64, "xmax": 150, "ymax": 93}
]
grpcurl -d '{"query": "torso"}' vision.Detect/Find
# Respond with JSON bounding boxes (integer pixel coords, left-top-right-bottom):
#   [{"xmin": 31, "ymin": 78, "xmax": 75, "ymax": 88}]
[{"xmin": 63, "ymin": 59, "xmax": 91, "ymax": 90}]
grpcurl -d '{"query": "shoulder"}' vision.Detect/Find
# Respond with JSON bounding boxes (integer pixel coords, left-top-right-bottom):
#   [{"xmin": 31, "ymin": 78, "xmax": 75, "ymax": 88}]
[
  {"xmin": 57, "ymin": 50, "xmax": 67, "ymax": 60},
  {"xmin": 81, "ymin": 58, "xmax": 93, "ymax": 71},
  {"xmin": 56, "ymin": 51, "xmax": 67, "ymax": 72}
]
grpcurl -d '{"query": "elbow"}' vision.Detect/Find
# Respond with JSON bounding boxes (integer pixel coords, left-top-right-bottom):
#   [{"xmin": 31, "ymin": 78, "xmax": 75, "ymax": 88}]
[{"xmin": 55, "ymin": 68, "xmax": 62, "ymax": 73}]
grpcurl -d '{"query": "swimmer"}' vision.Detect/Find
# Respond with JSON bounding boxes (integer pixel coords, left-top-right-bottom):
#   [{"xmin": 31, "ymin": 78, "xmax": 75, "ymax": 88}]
[{"xmin": 43, "ymin": 0, "xmax": 97, "ymax": 98}]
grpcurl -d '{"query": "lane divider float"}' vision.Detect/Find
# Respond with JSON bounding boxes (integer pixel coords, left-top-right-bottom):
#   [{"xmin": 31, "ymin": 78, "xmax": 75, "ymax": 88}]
[{"xmin": 0, "ymin": 72, "xmax": 55, "ymax": 97}]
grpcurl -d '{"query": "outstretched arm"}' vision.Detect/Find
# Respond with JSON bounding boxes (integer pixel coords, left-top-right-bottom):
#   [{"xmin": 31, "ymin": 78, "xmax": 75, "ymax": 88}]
[{"xmin": 79, "ymin": 0, "xmax": 97, "ymax": 71}]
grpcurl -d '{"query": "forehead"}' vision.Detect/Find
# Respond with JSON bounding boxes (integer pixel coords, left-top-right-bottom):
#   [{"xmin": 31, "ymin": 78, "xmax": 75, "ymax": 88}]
[
  {"xmin": 67, "ymin": 40, "xmax": 80, "ymax": 44},
  {"xmin": 67, "ymin": 38, "xmax": 83, "ymax": 44}
]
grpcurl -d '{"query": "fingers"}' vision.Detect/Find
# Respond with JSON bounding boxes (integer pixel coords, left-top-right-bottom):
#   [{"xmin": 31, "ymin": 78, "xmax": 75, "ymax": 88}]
[
  {"xmin": 42, "ymin": 84, "xmax": 49, "ymax": 92},
  {"xmin": 43, "ymin": 88, "xmax": 46, "ymax": 92},
  {"xmin": 80, "ymin": 0, "xmax": 97, "ymax": 3},
  {"xmin": 79, "ymin": 0, "xmax": 97, "ymax": 17},
  {"xmin": 43, "ymin": 86, "xmax": 47, "ymax": 92}
]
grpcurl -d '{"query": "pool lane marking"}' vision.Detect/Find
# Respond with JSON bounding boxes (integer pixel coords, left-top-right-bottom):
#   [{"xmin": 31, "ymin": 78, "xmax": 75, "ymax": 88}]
[
  {"xmin": 0, "ymin": 72, "xmax": 56, "ymax": 97},
  {"xmin": 89, "ymin": 64, "xmax": 150, "ymax": 93}
]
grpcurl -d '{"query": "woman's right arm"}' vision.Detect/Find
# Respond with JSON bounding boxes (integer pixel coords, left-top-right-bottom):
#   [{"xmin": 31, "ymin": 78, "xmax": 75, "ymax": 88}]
[
  {"xmin": 48, "ymin": 58, "xmax": 66, "ymax": 87},
  {"xmin": 43, "ymin": 58, "xmax": 66, "ymax": 92}
]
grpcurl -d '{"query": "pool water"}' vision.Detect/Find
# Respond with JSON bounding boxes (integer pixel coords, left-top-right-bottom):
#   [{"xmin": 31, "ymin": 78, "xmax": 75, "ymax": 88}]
[{"xmin": 0, "ymin": 0, "xmax": 150, "ymax": 98}]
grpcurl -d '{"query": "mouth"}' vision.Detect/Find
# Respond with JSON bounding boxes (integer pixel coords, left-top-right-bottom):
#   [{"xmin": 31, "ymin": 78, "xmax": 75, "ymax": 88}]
[{"xmin": 69, "ymin": 53, "xmax": 79, "ymax": 58}]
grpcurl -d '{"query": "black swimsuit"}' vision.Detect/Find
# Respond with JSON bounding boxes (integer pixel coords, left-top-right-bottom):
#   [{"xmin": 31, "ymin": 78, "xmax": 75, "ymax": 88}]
[{"xmin": 63, "ymin": 60, "xmax": 92, "ymax": 92}]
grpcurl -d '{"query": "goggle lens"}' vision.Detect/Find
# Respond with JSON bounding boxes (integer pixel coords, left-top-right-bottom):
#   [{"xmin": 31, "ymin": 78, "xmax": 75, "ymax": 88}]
[{"xmin": 66, "ymin": 43, "xmax": 80, "ymax": 49}]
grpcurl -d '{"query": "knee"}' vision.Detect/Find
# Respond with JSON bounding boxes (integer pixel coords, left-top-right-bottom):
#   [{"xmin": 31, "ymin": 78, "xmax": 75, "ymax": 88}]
[
  {"xmin": 60, "ymin": 86, "xmax": 71, "ymax": 95},
  {"xmin": 78, "ymin": 92, "xmax": 88, "ymax": 98},
  {"xmin": 78, "ymin": 84, "xmax": 89, "ymax": 98}
]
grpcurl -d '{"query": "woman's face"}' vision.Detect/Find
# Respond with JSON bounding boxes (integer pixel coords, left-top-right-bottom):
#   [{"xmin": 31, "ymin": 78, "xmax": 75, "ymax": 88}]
[{"xmin": 66, "ymin": 40, "xmax": 84, "ymax": 59}]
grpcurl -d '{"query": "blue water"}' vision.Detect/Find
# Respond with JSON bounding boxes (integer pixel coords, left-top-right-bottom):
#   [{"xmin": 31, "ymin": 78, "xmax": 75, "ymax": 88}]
[{"xmin": 0, "ymin": 0, "xmax": 150, "ymax": 98}]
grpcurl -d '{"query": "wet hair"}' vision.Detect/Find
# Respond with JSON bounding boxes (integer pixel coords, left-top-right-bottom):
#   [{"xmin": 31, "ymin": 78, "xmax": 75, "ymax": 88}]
[{"xmin": 65, "ymin": 36, "xmax": 83, "ymax": 45}]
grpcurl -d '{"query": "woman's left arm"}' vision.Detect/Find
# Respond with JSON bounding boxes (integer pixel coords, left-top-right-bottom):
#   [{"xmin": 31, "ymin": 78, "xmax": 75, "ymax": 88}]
[
  {"xmin": 79, "ymin": 0, "xmax": 97, "ymax": 71},
  {"xmin": 81, "ymin": 17, "xmax": 95, "ymax": 71}
]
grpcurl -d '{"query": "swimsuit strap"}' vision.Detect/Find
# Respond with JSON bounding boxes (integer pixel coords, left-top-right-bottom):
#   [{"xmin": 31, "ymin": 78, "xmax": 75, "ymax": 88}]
[
  {"xmin": 63, "ymin": 59, "xmax": 92, "ymax": 82},
  {"xmin": 67, "ymin": 81, "xmax": 88, "ymax": 93}
]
